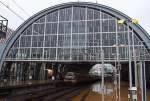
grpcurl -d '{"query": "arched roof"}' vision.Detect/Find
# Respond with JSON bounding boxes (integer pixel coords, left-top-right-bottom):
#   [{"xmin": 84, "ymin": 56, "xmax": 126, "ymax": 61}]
[{"xmin": 0, "ymin": 2, "xmax": 150, "ymax": 70}]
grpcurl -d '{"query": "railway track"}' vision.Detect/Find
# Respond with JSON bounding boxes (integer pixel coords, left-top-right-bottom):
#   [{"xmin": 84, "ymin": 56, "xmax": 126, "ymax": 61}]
[
  {"xmin": 55, "ymin": 85, "xmax": 91, "ymax": 101},
  {"xmin": 79, "ymin": 89, "xmax": 90, "ymax": 101},
  {"xmin": 4, "ymin": 83, "xmax": 91, "ymax": 101}
]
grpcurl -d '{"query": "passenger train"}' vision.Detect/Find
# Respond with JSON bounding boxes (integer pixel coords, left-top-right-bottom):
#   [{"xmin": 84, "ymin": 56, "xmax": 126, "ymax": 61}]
[{"xmin": 64, "ymin": 72, "xmax": 95, "ymax": 84}]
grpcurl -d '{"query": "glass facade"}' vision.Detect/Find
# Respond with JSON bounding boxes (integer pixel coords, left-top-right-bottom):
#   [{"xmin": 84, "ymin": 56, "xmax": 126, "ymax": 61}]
[{"xmin": 5, "ymin": 6, "xmax": 150, "ymax": 62}]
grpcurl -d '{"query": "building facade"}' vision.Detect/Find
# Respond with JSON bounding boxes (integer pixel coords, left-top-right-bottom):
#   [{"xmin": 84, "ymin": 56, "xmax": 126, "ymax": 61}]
[{"xmin": 0, "ymin": 2, "xmax": 150, "ymax": 84}]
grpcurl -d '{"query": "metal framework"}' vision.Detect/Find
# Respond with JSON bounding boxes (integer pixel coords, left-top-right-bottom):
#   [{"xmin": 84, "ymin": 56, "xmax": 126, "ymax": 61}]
[
  {"xmin": 2, "ymin": 6, "xmax": 150, "ymax": 62},
  {"xmin": 0, "ymin": 3, "xmax": 149, "ymax": 100},
  {"xmin": 0, "ymin": 2, "xmax": 150, "ymax": 88},
  {"xmin": 0, "ymin": 15, "xmax": 8, "ymax": 38}
]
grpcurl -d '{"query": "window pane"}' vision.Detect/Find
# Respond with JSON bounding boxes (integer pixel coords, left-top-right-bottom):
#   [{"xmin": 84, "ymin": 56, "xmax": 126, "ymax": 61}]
[
  {"xmin": 72, "ymin": 22, "xmax": 78, "ymax": 33},
  {"xmin": 87, "ymin": 8, "xmax": 93, "ymax": 20}
]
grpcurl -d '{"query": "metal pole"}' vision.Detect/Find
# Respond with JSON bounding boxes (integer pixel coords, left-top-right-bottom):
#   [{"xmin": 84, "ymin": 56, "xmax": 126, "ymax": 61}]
[
  {"xmin": 132, "ymin": 27, "xmax": 138, "ymax": 88},
  {"xmin": 127, "ymin": 22, "xmax": 133, "ymax": 100},
  {"xmin": 118, "ymin": 55, "xmax": 121, "ymax": 101},
  {"xmin": 116, "ymin": 18, "xmax": 119, "ymax": 101},
  {"xmin": 140, "ymin": 62, "xmax": 144, "ymax": 101},
  {"xmin": 143, "ymin": 62, "xmax": 147, "ymax": 101},
  {"xmin": 114, "ymin": 54, "xmax": 118, "ymax": 101},
  {"xmin": 133, "ymin": 50, "xmax": 138, "ymax": 87},
  {"xmin": 101, "ymin": 49, "xmax": 104, "ymax": 101},
  {"xmin": 43, "ymin": 63, "xmax": 46, "ymax": 80}
]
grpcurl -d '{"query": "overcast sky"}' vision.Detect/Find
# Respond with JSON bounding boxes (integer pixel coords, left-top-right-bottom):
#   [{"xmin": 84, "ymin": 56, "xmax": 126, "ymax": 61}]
[{"xmin": 0, "ymin": 0, "xmax": 150, "ymax": 34}]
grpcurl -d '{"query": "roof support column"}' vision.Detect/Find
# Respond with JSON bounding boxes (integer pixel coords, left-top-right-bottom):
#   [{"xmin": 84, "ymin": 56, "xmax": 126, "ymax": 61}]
[
  {"xmin": 70, "ymin": 6, "xmax": 73, "ymax": 61},
  {"xmin": 56, "ymin": 10, "xmax": 60, "ymax": 61}
]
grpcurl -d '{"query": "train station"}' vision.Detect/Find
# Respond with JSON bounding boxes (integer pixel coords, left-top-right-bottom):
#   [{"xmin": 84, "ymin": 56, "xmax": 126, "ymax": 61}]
[{"xmin": 0, "ymin": 2, "xmax": 150, "ymax": 101}]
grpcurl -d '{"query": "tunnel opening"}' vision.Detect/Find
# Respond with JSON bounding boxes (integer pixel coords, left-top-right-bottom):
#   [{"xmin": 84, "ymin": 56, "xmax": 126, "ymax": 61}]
[
  {"xmin": 0, "ymin": 62, "xmax": 131, "ymax": 82},
  {"xmin": 2, "ymin": 61, "xmax": 150, "ymax": 88}
]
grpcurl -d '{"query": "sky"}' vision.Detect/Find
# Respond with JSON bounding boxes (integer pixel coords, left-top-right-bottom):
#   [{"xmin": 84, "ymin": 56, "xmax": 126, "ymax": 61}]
[{"xmin": 0, "ymin": 0, "xmax": 150, "ymax": 34}]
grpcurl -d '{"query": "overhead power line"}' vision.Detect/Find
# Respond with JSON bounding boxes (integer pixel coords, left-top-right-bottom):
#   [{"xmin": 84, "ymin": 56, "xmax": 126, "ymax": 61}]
[
  {"xmin": 0, "ymin": 1, "xmax": 25, "ymax": 21},
  {"xmin": 12, "ymin": 0, "xmax": 30, "ymax": 17}
]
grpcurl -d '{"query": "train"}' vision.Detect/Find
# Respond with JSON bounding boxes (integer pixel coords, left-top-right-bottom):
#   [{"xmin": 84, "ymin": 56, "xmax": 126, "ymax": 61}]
[
  {"xmin": 89, "ymin": 64, "xmax": 115, "ymax": 78},
  {"xmin": 64, "ymin": 64, "xmax": 115, "ymax": 84},
  {"xmin": 64, "ymin": 72, "xmax": 97, "ymax": 84}
]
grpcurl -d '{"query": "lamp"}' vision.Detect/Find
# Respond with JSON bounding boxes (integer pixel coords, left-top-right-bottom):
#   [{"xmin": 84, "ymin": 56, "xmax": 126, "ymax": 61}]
[
  {"xmin": 117, "ymin": 19, "xmax": 125, "ymax": 25},
  {"xmin": 117, "ymin": 19, "xmax": 139, "ymax": 25},
  {"xmin": 132, "ymin": 19, "xmax": 139, "ymax": 24}
]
